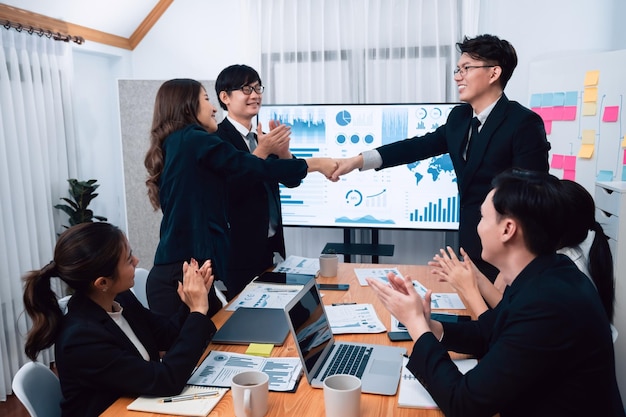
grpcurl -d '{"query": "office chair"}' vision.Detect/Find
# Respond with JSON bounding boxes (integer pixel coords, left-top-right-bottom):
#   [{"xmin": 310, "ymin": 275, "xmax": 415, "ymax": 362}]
[
  {"xmin": 12, "ymin": 361, "xmax": 62, "ymax": 417},
  {"xmin": 131, "ymin": 267, "xmax": 150, "ymax": 308}
]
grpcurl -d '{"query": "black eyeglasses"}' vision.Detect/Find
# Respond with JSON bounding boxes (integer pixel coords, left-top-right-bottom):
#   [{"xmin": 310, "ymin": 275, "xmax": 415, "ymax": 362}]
[
  {"xmin": 233, "ymin": 84, "xmax": 265, "ymax": 95},
  {"xmin": 453, "ymin": 65, "xmax": 496, "ymax": 76}
]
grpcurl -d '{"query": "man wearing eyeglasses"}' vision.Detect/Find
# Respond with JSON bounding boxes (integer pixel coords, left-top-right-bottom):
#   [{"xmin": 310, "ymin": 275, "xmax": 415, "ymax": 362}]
[
  {"xmin": 215, "ymin": 64, "xmax": 300, "ymax": 298},
  {"xmin": 331, "ymin": 34, "xmax": 550, "ymax": 281}
]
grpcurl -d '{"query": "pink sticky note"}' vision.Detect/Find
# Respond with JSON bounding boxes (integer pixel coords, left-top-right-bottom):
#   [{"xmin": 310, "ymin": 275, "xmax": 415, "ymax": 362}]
[
  {"xmin": 563, "ymin": 106, "xmax": 577, "ymax": 121},
  {"xmin": 544, "ymin": 120, "xmax": 552, "ymax": 135},
  {"xmin": 623, "ymin": 149, "xmax": 626, "ymax": 165},
  {"xmin": 542, "ymin": 107, "xmax": 554, "ymax": 121},
  {"xmin": 551, "ymin": 154, "xmax": 564, "ymax": 169},
  {"xmin": 563, "ymin": 155, "xmax": 577, "ymax": 170},
  {"xmin": 552, "ymin": 106, "xmax": 565, "ymax": 121},
  {"xmin": 563, "ymin": 169, "xmax": 576, "ymax": 180},
  {"xmin": 603, "ymin": 106, "xmax": 619, "ymax": 122}
]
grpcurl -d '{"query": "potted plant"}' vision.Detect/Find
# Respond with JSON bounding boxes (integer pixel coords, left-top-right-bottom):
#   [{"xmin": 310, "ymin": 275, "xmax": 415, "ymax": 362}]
[{"xmin": 54, "ymin": 179, "xmax": 107, "ymax": 228}]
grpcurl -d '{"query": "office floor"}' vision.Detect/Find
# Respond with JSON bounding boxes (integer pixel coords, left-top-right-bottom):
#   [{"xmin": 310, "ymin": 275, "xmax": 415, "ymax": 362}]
[{"xmin": 0, "ymin": 394, "xmax": 29, "ymax": 417}]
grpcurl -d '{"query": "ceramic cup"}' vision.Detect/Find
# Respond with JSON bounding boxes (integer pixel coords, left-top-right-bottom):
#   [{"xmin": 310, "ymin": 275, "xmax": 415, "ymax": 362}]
[
  {"xmin": 319, "ymin": 253, "xmax": 339, "ymax": 277},
  {"xmin": 323, "ymin": 374, "xmax": 361, "ymax": 417},
  {"xmin": 231, "ymin": 371, "xmax": 269, "ymax": 417}
]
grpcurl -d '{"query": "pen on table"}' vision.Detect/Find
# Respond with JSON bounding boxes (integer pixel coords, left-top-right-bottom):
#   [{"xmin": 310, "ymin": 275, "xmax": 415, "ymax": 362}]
[
  {"xmin": 159, "ymin": 390, "xmax": 220, "ymax": 403},
  {"xmin": 266, "ymin": 288, "xmax": 299, "ymax": 292},
  {"xmin": 332, "ymin": 302, "xmax": 356, "ymax": 306}
]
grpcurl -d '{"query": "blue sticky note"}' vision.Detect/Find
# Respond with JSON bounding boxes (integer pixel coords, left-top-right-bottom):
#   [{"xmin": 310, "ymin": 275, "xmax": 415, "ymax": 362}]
[
  {"xmin": 541, "ymin": 93, "xmax": 554, "ymax": 107},
  {"xmin": 597, "ymin": 170, "xmax": 613, "ymax": 182},
  {"xmin": 530, "ymin": 93, "xmax": 542, "ymax": 108},
  {"xmin": 565, "ymin": 91, "xmax": 578, "ymax": 106},
  {"xmin": 552, "ymin": 92, "xmax": 565, "ymax": 106},
  {"xmin": 622, "ymin": 167, "xmax": 626, "ymax": 181}
]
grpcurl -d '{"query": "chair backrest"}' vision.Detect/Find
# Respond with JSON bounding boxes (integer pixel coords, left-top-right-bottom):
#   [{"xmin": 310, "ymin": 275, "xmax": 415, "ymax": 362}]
[
  {"xmin": 12, "ymin": 361, "xmax": 62, "ymax": 417},
  {"xmin": 131, "ymin": 267, "xmax": 150, "ymax": 308}
]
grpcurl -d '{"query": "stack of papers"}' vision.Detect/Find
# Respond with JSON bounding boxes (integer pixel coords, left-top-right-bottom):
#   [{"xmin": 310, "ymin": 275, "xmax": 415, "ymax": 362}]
[
  {"xmin": 273, "ymin": 255, "xmax": 320, "ymax": 275},
  {"xmin": 226, "ymin": 282, "xmax": 302, "ymax": 311}
]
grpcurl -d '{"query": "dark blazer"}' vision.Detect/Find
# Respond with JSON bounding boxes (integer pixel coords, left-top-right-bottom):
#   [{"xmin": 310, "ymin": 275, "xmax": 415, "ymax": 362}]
[
  {"xmin": 152, "ymin": 124, "xmax": 307, "ymax": 284},
  {"xmin": 216, "ymin": 118, "xmax": 302, "ymax": 297},
  {"xmin": 407, "ymin": 254, "xmax": 624, "ymax": 417},
  {"xmin": 377, "ymin": 95, "xmax": 550, "ymax": 278},
  {"xmin": 54, "ymin": 290, "xmax": 217, "ymax": 417}
]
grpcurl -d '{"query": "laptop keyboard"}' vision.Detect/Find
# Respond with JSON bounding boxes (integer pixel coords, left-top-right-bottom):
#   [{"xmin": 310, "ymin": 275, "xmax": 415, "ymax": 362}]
[{"xmin": 320, "ymin": 344, "xmax": 373, "ymax": 381}]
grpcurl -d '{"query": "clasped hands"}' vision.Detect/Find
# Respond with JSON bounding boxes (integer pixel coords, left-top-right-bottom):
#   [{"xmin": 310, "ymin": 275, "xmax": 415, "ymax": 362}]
[{"xmin": 178, "ymin": 258, "xmax": 214, "ymax": 315}]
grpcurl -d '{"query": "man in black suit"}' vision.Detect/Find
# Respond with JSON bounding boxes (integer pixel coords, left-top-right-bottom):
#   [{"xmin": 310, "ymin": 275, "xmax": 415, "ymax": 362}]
[
  {"xmin": 215, "ymin": 64, "xmax": 300, "ymax": 298},
  {"xmin": 368, "ymin": 169, "xmax": 625, "ymax": 417},
  {"xmin": 331, "ymin": 34, "xmax": 551, "ymax": 280}
]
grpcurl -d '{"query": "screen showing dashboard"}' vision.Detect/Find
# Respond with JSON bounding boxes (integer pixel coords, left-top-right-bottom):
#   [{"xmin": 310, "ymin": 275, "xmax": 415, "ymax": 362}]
[{"xmin": 256, "ymin": 103, "xmax": 460, "ymax": 230}]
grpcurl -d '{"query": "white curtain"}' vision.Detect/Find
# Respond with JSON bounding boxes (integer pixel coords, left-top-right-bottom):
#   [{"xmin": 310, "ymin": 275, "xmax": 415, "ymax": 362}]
[
  {"xmin": 0, "ymin": 29, "xmax": 76, "ymax": 401},
  {"xmin": 244, "ymin": 0, "xmax": 479, "ymax": 260}
]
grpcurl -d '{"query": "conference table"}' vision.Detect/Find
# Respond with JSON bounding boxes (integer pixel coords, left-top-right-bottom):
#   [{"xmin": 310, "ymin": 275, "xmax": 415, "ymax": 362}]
[{"xmin": 101, "ymin": 263, "xmax": 473, "ymax": 417}]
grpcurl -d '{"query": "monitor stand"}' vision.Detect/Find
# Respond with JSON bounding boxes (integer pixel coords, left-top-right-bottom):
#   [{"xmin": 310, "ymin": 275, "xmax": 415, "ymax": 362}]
[{"xmin": 323, "ymin": 228, "xmax": 394, "ymax": 263}]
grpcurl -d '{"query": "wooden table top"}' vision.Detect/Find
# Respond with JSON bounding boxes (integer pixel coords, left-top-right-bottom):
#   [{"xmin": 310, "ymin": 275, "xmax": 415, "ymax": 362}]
[{"xmin": 101, "ymin": 263, "xmax": 468, "ymax": 417}]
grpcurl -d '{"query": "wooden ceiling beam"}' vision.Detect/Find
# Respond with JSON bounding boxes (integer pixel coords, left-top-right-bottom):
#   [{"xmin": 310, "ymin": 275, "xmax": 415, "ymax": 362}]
[{"xmin": 0, "ymin": 0, "xmax": 173, "ymax": 50}]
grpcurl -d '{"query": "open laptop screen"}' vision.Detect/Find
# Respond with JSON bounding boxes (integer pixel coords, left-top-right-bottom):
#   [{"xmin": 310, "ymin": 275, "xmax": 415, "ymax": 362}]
[{"xmin": 286, "ymin": 283, "xmax": 333, "ymax": 374}]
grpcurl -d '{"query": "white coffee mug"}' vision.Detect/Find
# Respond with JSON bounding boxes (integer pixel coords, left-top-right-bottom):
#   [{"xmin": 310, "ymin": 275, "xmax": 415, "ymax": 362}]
[
  {"xmin": 323, "ymin": 374, "xmax": 361, "ymax": 417},
  {"xmin": 319, "ymin": 253, "xmax": 339, "ymax": 277},
  {"xmin": 231, "ymin": 371, "xmax": 269, "ymax": 417}
]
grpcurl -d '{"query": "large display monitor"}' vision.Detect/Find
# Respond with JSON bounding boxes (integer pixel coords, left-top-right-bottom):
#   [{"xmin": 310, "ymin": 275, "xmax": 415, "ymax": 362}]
[{"xmin": 256, "ymin": 103, "xmax": 460, "ymax": 231}]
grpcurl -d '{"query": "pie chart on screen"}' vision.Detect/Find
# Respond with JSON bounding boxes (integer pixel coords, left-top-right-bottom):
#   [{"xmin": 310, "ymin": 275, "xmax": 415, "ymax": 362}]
[{"xmin": 336, "ymin": 110, "xmax": 352, "ymax": 126}]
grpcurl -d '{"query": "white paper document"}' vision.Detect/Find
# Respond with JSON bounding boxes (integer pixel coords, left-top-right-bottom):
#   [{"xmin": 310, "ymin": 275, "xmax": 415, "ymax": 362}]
[
  {"xmin": 325, "ymin": 303, "xmax": 386, "ymax": 334},
  {"xmin": 187, "ymin": 351, "xmax": 302, "ymax": 392},
  {"xmin": 355, "ymin": 269, "xmax": 465, "ymax": 310},
  {"xmin": 273, "ymin": 255, "xmax": 320, "ymax": 275},
  {"xmin": 398, "ymin": 356, "xmax": 478, "ymax": 408},
  {"xmin": 226, "ymin": 282, "xmax": 302, "ymax": 311},
  {"xmin": 354, "ymin": 267, "xmax": 404, "ymax": 285}
]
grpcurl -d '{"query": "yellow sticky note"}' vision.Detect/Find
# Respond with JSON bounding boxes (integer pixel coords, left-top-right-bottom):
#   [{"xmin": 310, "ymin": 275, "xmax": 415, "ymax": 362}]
[
  {"xmin": 622, "ymin": 135, "xmax": 626, "ymax": 148},
  {"xmin": 245, "ymin": 343, "xmax": 274, "ymax": 357},
  {"xmin": 581, "ymin": 130, "xmax": 595, "ymax": 144},
  {"xmin": 583, "ymin": 87, "xmax": 598, "ymax": 103},
  {"xmin": 582, "ymin": 102, "xmax": 597, "ymax": 116},
  {"xmin": 577, "ymin": 144, "xmax": 594, "ymax": 159},
  {"xmin": 584, "ymin": 70, "xmax": 600, "ymax": 86}
]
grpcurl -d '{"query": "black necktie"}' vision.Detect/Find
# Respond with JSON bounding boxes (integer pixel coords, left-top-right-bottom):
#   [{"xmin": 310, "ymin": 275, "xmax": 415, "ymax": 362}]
[{"xmin": 466, "ymin": 117, "xmax": 481, "ymax": 160}]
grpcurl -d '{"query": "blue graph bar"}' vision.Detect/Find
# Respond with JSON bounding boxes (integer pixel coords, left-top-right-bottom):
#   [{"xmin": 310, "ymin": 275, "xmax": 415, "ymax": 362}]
[
  {"xmin": 281, "ymin": 200, "xmax": 304, "ymax": 205},
  {"xmin": 410, "ymin": 196, "xmax": 459, "ymax": 223}
]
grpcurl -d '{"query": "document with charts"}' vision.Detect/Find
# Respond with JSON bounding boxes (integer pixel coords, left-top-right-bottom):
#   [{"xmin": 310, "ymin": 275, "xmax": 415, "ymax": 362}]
[
  {"xmin": 325, "ymin": 303, "xmax": 386, "ymax": 334},
  {"xmin": 187, "ymin": 351, "xmax": 302, "ymax": 392}
]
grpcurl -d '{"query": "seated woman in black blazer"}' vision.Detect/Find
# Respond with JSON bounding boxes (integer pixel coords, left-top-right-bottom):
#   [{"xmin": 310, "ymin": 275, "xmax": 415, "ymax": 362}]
[{"xmin": 22, "ymin": 222, "xmax": 217, "ymax": 417}]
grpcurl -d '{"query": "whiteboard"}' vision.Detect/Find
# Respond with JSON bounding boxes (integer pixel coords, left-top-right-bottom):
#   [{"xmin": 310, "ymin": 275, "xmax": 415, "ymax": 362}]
[{"xmin": 528, "ymin": 49, "xmax": 625, "ymax": 195}]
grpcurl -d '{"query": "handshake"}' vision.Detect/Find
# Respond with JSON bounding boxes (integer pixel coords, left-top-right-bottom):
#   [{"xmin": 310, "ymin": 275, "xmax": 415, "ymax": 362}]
[{"xmin": 308, "ymin": 154, "xmax": 364, "ymax": 181}]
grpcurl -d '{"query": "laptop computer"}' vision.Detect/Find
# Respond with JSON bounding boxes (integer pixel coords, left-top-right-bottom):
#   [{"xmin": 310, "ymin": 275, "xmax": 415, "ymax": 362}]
[{"xmin": 284, "ymin": 279, "xmax": 406, "ymax": 395}]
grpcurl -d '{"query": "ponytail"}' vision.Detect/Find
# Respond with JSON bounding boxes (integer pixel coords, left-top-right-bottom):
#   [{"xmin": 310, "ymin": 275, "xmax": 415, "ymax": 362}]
[
  {"xmin": 587, "ymin": 222, "xmax": 615, "ymax": 322},
  {"xmin": 23, "ymin": 262, "xmax": 64, "ymax": 361}
]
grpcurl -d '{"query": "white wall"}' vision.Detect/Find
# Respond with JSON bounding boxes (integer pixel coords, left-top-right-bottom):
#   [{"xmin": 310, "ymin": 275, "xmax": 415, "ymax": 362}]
[{"xmin": 70, "ymin": 0, "xmax": 626, "ymax": 263}]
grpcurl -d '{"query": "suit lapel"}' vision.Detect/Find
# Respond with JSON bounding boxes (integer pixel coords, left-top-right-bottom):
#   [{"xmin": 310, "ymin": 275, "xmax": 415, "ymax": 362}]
[
  {"xmin": 461, "ymin": 95, "xmax": 509, "ymax": 193},
  {"xmin": 220, "ymin": 118, "xmax": 250, "ymax": 152}
]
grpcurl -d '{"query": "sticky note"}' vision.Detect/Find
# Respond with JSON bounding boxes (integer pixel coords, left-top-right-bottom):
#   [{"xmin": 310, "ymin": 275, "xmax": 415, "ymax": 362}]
[
  {"xmin": 542, "ymin": 107, "xmax": 554, "ymax": 121},
  {"xmin": 563, "ymin": 155, "xmax": 577, "ymax": 170},
  {"xmin": 583, "ymin": 87, "xmax": 598, "ymax": 103},
  {"xmin": 597, "ymin": 170, "xmax": 613, "ymax": 181},
  {"xmin": 602, "ymin": 106, "xmax": 619, "ymax": 122},
  {"xmin": 622, "ymin": 135, "xmax": 626, "ymax": 148},
  {"xmin": 577, "ymin": 144, "xmax": 594, "ymax": 159},
  {"xmin": 551, "ymin": 154, "xmax": 564, "ymax": 169},
  {"xmin": 544, "ymin": 120, "xmax": 552, "ymax": 135},
  {"xmin": 622, "ymin": 166, "xmax": 626, "ymax": 181},
  {"xmin": 552, "ymin": 106, "xmax": 564, "ymax": 121},
  {"xmin": 583, "ymin": 102, "xmax": 597, "ymax": 116},
  {"xmin": 581, "ymin": 130, "xmax": 595, "ymax": 144},
  {"xmin": 564, "ymin": 91, "xmax": 578, "ymax": 106},
  {"xmin": 552, "ymin": 92, "xmax": 565, "ymax": 106},
  {"xmin": 541, "ymin": 93, "xmax": 554, "ymax": 107},
  {"xmin": 530, "ymin": 94, "xmax": 542, "ymax": 108},
  {"xmin": 584, "ymin": 70, "xmax": 600, "ymax": 86},
  {"xmin": 245, "ymin": 343, "xmax": 274, "ymax": 357},
  {"xmin": 563, "ymin": 169, "xmax": 576, "ymax": 180},
  {"xmin": 563, "ymin": 106, "xmax": 577, "ymax": 121}
]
